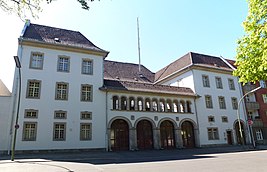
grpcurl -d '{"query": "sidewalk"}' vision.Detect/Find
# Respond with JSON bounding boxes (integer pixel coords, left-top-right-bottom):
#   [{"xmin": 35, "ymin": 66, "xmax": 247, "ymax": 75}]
[{"xmin": 1, "ymin": 145, "xmax": 266, "ymax": 172}]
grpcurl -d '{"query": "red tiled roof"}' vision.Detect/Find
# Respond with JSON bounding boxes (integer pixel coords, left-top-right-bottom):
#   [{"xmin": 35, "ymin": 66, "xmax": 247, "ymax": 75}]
[
  {"xmin": 22, "ymin": 23, "xmax": 108, "ymax": 54},
  {"xmin": 101, "ymin": 79, "xmax": 196, "ymax": 96}
]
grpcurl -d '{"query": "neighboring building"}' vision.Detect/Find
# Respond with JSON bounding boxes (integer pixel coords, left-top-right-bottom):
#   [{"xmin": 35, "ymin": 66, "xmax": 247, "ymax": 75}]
[
  {"xmin": 0, "ymin": 79, "xmax": 12, "ymax": 153},
  {"xmin": 227, "ymin": 59, "xmax": 267, "ymax": 144},
  {"xmin": 154, "ymin": 52, "xmax": 249, "ymax": 146},
  {"xmin": 4, "ymin": 22, "xmax": 255, "ymax": 153}
]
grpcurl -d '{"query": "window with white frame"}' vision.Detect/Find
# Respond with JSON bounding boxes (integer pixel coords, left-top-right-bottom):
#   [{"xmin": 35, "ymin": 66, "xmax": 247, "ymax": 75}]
[
  {"xmin": 218, "ymin": 96, "xmax": 226, "ymax": 109},
  {"xmin": 23, "ymin": 122, "xmax": 37, "ymax": 141},
  {"xmin": 202, "ymin": 75, "xmax": 210, "ymax": 87},
  {"xmin": 80, "ymin": 123, "xmax": 92, "ymax": 140},
  {"xmin": 221, "ymin": 116, "xmax": 228, "ymax": 123},
  {"xmin": 215, "ymin": 77, "xmax": 223, "ymax": 89},
  {"xmin": 55, "ymin": 82, "xmax": 68, "ymax": 100},
  {"xmin": 81, "ymin": 84, "xmax": 93, "ymax": 102},
  {"xmin": 26, "ymin": 80, "xmax": 41, "ymax": 99},
  {"xmin": 54, "ymin": 110, "xmax": 67, "ymax": 119},
  {"xmin": 30, "ymin": 52, "xmax": 44, "ymax": 69},
  {"xmin": 228, "ymin": 78, "xmax": 235, "ymax": 90},
  {"xmin": 262, "ymin": 94, "xmax": 267, "ymax": 103},
  {"xmin": 208, "ymin": 116, "xmax": 215, "ymax": 122},
  {"xmin": 231, "ymin": 97, "xmax": 238, "ymax": 110},
  {"xmin": 53, "ymin": 123, "xmax": 66, "ymax": 141},
  {"xmin": 207, "ymin": 128, "xmax": 219, "ymax": 140},
  {"xmin": 80, "ymin": 111, "xmax": 92, "ymax": 120},
  {"xmin": 57, "ymin": 56, "xmax": 70, "ymax": 72},
  {"xmin": 205, "ymin": 95, "xmax": 213, "ymax": 108},
  {"xmin": 82, "ymin": 59, "xmax": 93, "ymax": 75},
  {"xmin": 24, "ymin": 109, "xmax": 38, "ymax": 118}
]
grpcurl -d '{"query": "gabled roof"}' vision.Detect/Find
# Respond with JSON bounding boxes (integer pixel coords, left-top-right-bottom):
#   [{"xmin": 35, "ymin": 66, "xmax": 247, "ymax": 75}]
[
  {"xmin": 101, "ymin": 79, "xmax": 196, "ymax": 97},
  {"xmin": 21, "ymin": 22, "xmax": 108, "ymax": 55},
  {"xmin": 104, "ymin": 60, "xmax": 155, "ymax": 83},
  {"xmin": 155, "ymin": 52, "xmax": 233, "ymax": 82}
]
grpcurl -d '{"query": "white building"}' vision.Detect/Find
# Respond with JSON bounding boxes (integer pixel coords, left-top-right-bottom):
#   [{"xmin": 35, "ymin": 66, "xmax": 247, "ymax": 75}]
[
  {"xmin": 0, "ymin": 79, "xmax": 12, "ymax": 153},
  {"xmin": 154, "ymin": 52, "xmax": 249, "ymax": 146},
  {"xmin": 3, "ymin": 22, "xmax": 250, "ymax": 154}
]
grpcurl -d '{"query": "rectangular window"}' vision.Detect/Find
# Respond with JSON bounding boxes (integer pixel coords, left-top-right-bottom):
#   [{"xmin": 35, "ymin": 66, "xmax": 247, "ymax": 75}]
[
  {"xmin": 218, "ymin": 96, "xmax": 226, "ymax": 109},
  {"xmin": 208, "ymin": 116, "xmax": 215, "ymax": 122},
  {"xmin": 222, "ymin": 116, "xmax": 228, "ymax": 123},
  {"xmin": 80, "ymin": 123, "xmax": 92, "ymax": 140},
  {"xmin": 57, "ymin": 56, "xmax": 70, "ymax": 72},
  {"xmin": 231, "ymin": 97, "xmax": 238, "ymax": 109},
  {"xmin": 262, "ymin": 94, "xmax": 267, "ymax": 103},
  {"xmin": 202, "ymin": 75, "xmax": 210, "ymax": 87},
  {"xmin": 205, "ymin": 95, "xmax": 213, "ymax": 108},
  {"xmin": 228, "ymin": 79, "xmax": 235, "ymax": 90},
  {"xmin": 23, "ymin": 122, "xmax": 37, "ymax": 141},
  {"xmin": 26, "ymin": 80, "xmax": 41, "ymax": 99},
  {"xmin": 54, "ymin": 111, "xmax": 67, "ymax": 119},
  {"xmin": 55, "ymin": 82, "xmax": 68, "ymax": 100},
  {"xmin": 53, "ymin": 123, "xmax": 66, "ymax": 141},
  {"xmin": 82, "ymin": 59, "xmax": 93, "ymax": 75},
  {"xmin": 81, "ymin": 84, "xmax": 93, "ymax": 102},
  {"xmin": 80, "ymin": 111, "xmax": 92, "ymax": 120},
  {"xmin": 215, "ymin": 77, "xmax": 223, "ymax": 89},
  {"xmin": 24, "ymin": 109, "xmax": 38, "ymax": 118},
  {"xmin": 256, "ymin": 129, "xmax": 263, "ymax": 140},
  {"xmin": 207, "ymin": 128, "xmax": 219, "ymax": 140},
  {"xmin": 30, "ymin": 52, "xmax": 44, "ymax": 69}
]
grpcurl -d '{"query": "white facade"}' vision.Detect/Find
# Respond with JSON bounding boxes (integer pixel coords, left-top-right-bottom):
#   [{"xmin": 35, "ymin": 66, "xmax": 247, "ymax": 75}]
[
  {"xmin": 0, "ymin": 80, "xmax": 12, "ymax": 153},
  {"xmin": 160, "ymin": 67, "xmax": 249, "ymax": 146},
  {"xmin": 11, "ymin": 44, "xmax": 107, "ymax": 151}
]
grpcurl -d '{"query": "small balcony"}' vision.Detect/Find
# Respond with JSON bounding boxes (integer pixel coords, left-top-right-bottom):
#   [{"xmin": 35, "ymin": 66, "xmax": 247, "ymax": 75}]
[
  {"xmin": 243, "ymin": 84, "xmax": 256, "ymax": 93},
  {"xmin": 252, "ymin": 119, "xmax": 264, "ymax": 127},
  {"xmin": 245, "ymin": 102, "xmax": 260, "ymax": 110}
]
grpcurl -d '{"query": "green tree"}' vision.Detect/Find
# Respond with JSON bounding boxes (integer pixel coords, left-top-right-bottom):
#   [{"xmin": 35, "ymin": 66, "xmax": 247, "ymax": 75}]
[
  {"xmin": 0, "ymin": 0, "xmax": 96, "ymax": 18},
  {"xmin": 233, "ymin": 0, "xmax": 267, "ymax": 84}
]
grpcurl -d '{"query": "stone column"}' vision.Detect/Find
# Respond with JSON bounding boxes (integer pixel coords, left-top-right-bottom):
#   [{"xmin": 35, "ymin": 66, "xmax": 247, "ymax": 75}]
[
  {"xmin": 175, "ymin": 128, "xmax": 183, "ymax": 148},
  {"xmin": 153, "ymin": 127, "xmax": 161, "ymax": 149},
  {"xmin": 129, "ymin": 127, "xmax": 137, "ymax": 150},
  {"xmin": 194, "ymin": 128, "xmax": 200, "ymax": 147}
]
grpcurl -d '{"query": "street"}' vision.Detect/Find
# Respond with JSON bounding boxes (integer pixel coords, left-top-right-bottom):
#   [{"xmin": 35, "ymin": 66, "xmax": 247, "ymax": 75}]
[{"xmin": 0, "ymin": 147, "xmax": 267, "ymax": 172}]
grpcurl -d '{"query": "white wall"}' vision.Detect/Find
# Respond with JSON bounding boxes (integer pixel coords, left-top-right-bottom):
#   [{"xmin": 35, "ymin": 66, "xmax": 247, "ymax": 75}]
[
  {"xmin": 13, "ymin": 45, "xmax": 107, "ymax": 150},
  {"xmin": 0, "ymin": 96, "xmax": 11, "ymax": 151}
]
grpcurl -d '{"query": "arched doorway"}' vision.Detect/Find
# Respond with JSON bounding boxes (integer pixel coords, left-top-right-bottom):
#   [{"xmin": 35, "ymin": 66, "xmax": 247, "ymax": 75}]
[
  {"xmin": 110, "ymin": 119, "xmax": 129, "ymax": 151},
  {"xmin": 160, "ymin": 120, "xmax": 175, "ymax": 149},
  {"xmin": 235, "ymin": 122, "xmax": 246, "ymax": 145},
  {"xmin": 181, "ymin": 121, "xmax": 195, "ymax": 148},
  {"xmin": 137, "ymin": 120, "xmax": 153, "ymax": 150}
]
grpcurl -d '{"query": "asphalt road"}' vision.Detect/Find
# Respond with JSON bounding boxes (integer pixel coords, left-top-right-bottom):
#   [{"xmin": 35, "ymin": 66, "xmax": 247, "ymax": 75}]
[{"xmin": 0, "ymin": 146, "xmax": 266, "ymax": 172}]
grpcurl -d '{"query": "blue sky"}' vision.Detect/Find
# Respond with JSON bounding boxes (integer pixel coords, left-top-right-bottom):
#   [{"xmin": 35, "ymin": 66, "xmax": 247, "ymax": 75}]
[{"xmin": 0, "ymin": 0, "xmax": 248, "ymax": 90}]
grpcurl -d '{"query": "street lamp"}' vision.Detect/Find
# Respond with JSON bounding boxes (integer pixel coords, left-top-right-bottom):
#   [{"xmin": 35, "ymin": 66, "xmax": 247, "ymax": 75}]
[
  {"xmin": 11, "ymin": 56, "xmax": 21, "ymax": 161},
  {"xmin": 236, "ymin": 82, "xmax": 264, "ymax": 147}
]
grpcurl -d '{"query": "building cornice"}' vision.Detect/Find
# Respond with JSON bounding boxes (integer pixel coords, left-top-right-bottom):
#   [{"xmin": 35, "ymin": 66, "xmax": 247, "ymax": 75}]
[{"xmin": 19, "ymin": 38, "xmax": 109, "ymax": 58}]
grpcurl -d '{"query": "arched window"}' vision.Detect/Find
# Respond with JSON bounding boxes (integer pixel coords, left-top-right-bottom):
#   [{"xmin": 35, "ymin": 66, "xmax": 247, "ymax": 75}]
[
  {"xmin": 129, "ymin": 97, "xmax": 135, "ymax": 111},
  {"xmin": 173, "ymin": 100, "xmax": 178, "ymax": 112},
  {"xmin": 121, "ymin": 96, "xmax": 127, "ymax": 110},
  {"xmin": 112, "ymin": 96, "xmax": 119, "ymax": 110},
  {"xmin": 166, "ymin": 99, "xmax": 172, "ymax": 112},
  {"xmin": 145, "ymin": 98, "xmax": 151, "ymax": 111},
  {"xmin": 152, "ymin": 99, "xmax": 158, "ymax": 111},
  {"xmin": 159, "ymin": 99, "xmax": 165, "ymax": 112},
  {"xmin": 186, "ymin": 101, "xmax": 192, "ymax": 113},
  {"xmin": 137, "ymin": 97, "xmax": 143, "ymax": 111},
  {"xmin": 180, "ymin": 100, "xmax": 185, "ymax": 113}
]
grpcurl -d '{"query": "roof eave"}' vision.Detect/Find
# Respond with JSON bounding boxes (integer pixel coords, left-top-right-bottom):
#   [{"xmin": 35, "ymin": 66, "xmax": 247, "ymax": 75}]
[{"xmin": 19, "ymin": 38, "xmax": 109, "ymax": 58}]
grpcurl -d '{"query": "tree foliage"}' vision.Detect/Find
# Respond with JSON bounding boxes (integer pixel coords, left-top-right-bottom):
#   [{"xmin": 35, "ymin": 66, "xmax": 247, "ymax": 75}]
[
  {"xmin": 0, "ymin": 0, "xmax": 96, "ymax": 19},
  {"xmin": 233, "ymin": 0, "xmax": 267, "ymax": 84}
]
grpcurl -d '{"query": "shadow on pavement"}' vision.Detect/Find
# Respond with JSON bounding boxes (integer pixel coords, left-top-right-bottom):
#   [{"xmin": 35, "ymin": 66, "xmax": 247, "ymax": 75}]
[{"xmin": 0, "ymin": 146, "xmax": 261, "ymax": 165}]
